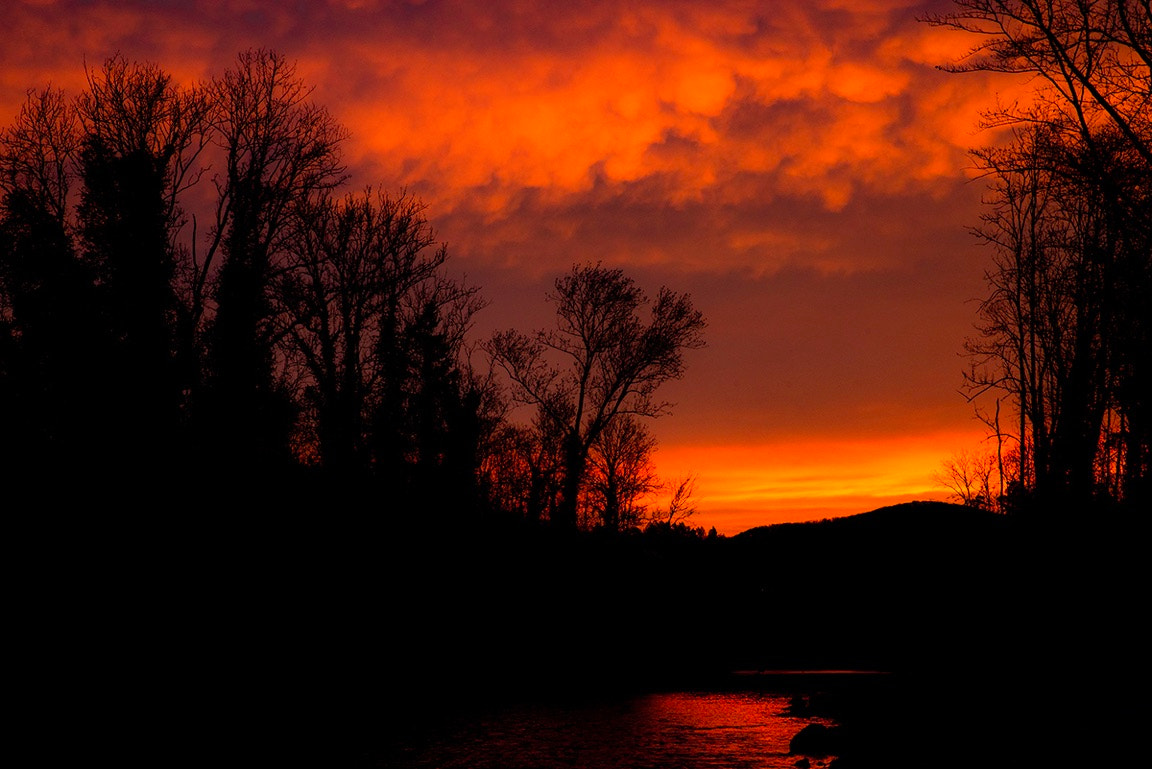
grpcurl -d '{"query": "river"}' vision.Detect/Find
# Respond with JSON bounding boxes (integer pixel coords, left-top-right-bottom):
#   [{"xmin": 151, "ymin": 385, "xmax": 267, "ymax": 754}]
[{"xmin": 373, "ymin": 672, "xmax": 874, "ymax": 768}]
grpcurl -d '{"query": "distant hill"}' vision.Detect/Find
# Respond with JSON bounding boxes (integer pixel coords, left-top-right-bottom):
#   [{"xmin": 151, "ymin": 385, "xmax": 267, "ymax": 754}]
[{"xmin": 732, "ymin": 500, "xmax": 1005, "ymax": 542}]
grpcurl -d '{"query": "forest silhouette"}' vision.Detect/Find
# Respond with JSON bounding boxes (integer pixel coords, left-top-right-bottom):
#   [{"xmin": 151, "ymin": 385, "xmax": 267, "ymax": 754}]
[
  {"xmin": 0, "ymin": 50, "xmax": 706, "ymax": 528},
  {"xmin": 2, "ymin": 10, "xmax": 1147, "ymax": 766}
]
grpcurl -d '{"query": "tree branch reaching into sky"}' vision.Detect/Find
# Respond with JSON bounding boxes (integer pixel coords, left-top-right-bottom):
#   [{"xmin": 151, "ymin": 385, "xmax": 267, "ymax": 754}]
[
  {"xmin": 486, "ymin": 262, "xmax": 706, "ymax": 529},
  {"xmin": 927, "ymin": 0, "xmax": 1152, "ymax": 512},
  {"xmin": 924, "ymin": 0, "xmax": 1152, "ymax": 167}
]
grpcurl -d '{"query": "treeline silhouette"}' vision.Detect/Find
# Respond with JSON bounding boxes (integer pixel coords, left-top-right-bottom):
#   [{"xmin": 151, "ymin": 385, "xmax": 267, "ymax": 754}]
[
  {"xmin": 928, "ymin": 0, "xmax": 1152, "ymax": 516},
  {"xmin": 267, "ymin": 500, "xmax": 1138, "ymax": 768},
  {"xmin": 0, "ymin": 50, "xmax": 704, "ymax": 529},
  {"xmin": 4, "ymin": 39, "xmax": 1142, "ymax": 769}
]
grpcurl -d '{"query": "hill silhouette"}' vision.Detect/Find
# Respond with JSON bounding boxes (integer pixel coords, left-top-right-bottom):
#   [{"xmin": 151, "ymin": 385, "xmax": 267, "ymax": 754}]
[
  {"xmin": 30, "ymin": 497, "xmax": 1135, "ymax": 767},
  {"xmin": 722, "ymin": 500, "xmax": 1141, "ymax": 767},
  {"xmin": 357, "ymin": 500, "xmax": 1140, "ymax": 767},
  {"xmin": 734, "ymin": 499, "xmax": 1004, "ymax": 540}
]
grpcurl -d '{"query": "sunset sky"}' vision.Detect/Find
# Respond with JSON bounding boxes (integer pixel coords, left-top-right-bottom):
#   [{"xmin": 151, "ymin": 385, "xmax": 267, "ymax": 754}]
[{"xmin": 1, "ymin": 0, "xmax": 1037, "ymax": 534}]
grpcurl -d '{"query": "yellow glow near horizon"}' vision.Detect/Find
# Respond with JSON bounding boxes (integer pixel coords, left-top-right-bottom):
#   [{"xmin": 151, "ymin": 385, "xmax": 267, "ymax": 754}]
[{"xmin": 654, "ymin": 429, "xmax": 985, "ymax": 535}]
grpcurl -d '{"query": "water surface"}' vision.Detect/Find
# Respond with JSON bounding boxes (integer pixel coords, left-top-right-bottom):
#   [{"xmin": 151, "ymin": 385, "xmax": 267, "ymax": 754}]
[{"xmin": 381, "ymin": 688, "xmax": 840, "ymax": 768}]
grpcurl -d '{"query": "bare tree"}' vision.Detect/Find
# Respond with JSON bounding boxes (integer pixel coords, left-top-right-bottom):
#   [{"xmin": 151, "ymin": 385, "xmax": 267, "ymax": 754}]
[
  {"xmin": 76, "ymin": 54, "xmax": 211, "ymax": 246},
  {"xmin": 479, "ymin": 418, "xmax": 565, "ymax": 524},
  {"xmin": 75, "ymin": 57, "xmax": 214, "ymax": 466},
  {"xmin": 660, "ymin": 474, "xmax": 700, "ymax": 526},
  {"xmin": 924, "ymin": 0, "xmax": 1152, "ymax": 167},
  {"xmin": 487, "ymin": 263, "xmax": 705, "ymax": 529},
  {"xmin": 936, "ymin": 448, "xmax": 1001, "ymax": 509},
  {"xmin": 2, "ymin": 50, "xmax": 511, "ymax": 511},
  {"xmin": 196, "ymin": 48, "xmax": 349, "ymax": 329},
  {"xmin": 0, "ymin": 87, "xmax": 79, "ymax": 223},
  {"xmin": 273, "ymin": 186, "xmax": 495, "ymax": 510},
  {"xmin": 1, "ymin": 58, "xmax": 214, "ymax": 476},
  {"xmin": 582, "ymin": 414, "xmax": 660, "ymax": 531},
  {"xmin": 273, "ymin": 189, "xmax": 444, "ymax": 470},
  {"xmin": 198, "ymin": 48, "xmax": 350, "ymax": 473},
  {"xmin": 927, "ymin": 1, "xmax": 1152, "ymax": 511},
  {"xmin": 964, "ymin": 121, "xmax": 1146, "ymax": 509}
]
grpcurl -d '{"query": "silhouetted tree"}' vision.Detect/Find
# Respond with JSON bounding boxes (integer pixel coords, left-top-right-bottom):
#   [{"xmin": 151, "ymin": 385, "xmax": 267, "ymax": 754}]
[
  {"xmin": 198, "ymin": 48, "xmax": 349, "ymax": 477},
  {"xmin": 275, "ymin": 189, "xmax": 433, "ymax": 475},
  {"xmin": 74, "ymin": 56, "xmax": 210, "ymax": 474},
  {"xmin": 964, "ymin": 123, "xmax": 1150, "ymax": 512},
  {"xmin": 659, "ymin": 474, "xmax": 700, "ymax": 527},
  {"xmin": 0, "ymin": 50, "xmax": 518, "ymax": 522},
  {"xmin": 929, "ymin": 1, "xmax": 1152, "ymax": 512},
  {"xmin": 936, "ymin": 448, "xmax": 1001, "ymax": 509},
  {"xmin": 925, "ymin": 0, "xmax": 1151, "ymax": 167},
  {"xmin": 0, "ymin": 87, "xmax": 90, "ymax": 473},
  {"xmin": 0, "ymin": 186, "xmax": 99, "ymax": 477},
  {"xmin": 274, "ymin": 188, "xmax": 495, "ymax": 510},
  {"xmin": 487, "ymin": 263, "xmax": 706, "ymax": 530},
  {"xmin": 581, "ymin": 415, "xmax": 659, "ymax": 531},
  {"xmin": 479, "ymin": 417, "xmax": 565, "ymax": 524},
  {"xmin": 397, "ymin": 286, "xmax": 493, "ymax": 511},
  {"xmin": 1, "ymin": 62, "xmax": 211, "ymax": 480},
  {"xmin": 0, "ymin": 86, "xmax": 76, "ymax": 222}
]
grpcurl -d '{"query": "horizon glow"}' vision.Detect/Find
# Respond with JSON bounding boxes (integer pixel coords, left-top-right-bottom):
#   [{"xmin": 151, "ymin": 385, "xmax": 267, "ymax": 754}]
[{"xmin": 0, "ymin": 0, "xmax": 1032, "ymax": 531}]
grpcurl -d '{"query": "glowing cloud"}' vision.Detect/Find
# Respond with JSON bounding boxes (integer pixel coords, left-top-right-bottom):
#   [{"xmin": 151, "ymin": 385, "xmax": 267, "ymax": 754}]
[
  {"xmin": 2, "ymin": 0, "xmax": 1017, "ymax": 277},
  {"xmin": 0, "ymin": 0, "xmax": 1025, "ymax": 530}
]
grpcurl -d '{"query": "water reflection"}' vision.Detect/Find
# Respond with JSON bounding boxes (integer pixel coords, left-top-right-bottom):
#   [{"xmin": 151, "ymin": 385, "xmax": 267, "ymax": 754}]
[{"xmin": 382, "ymin": 690, "xmax": 839, "ymax": 768}]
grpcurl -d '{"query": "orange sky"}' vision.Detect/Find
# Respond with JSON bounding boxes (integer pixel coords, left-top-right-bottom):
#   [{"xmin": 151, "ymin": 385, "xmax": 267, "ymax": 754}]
[{"xmin": 1, "ymin": 0, "xmax": 1035, "ymax": 534}]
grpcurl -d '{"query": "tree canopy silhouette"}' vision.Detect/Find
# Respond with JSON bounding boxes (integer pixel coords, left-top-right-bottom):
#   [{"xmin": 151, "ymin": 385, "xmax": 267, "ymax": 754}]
[
  {"xmin": 927, "ymin": 0, "xmax": 1151, "ymax": 513},
  {"xmin": 2, "ymin": 52, "xmax": 707, "ymax": 529},
  {"xmin": 486, "ymin": 263, "xmax": 706, "ymax": 529},
  {"xmin": 0, "ymin": 51, "xmax": 495, "ymax": 510}
]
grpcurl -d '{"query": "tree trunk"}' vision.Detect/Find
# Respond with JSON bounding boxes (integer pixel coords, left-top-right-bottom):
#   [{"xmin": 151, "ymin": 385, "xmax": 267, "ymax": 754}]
[{"xmin": 555, "ymin": 433, "xmax": 584, "ymax": 530}]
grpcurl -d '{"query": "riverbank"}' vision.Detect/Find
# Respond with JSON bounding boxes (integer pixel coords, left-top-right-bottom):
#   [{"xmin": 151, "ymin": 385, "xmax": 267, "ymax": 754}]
[
  {"xmin": 280, "ymin": 503, "xmax": 1142, "ymax": 766},
  {"xmin": 15, "ymin": 500, "xmax": 1138, "ymax": 767}
]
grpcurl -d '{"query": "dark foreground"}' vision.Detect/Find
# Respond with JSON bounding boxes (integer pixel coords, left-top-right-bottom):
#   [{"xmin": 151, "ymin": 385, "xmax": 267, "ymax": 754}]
[{"xmin": 16, "ymin": 500, "xmax": 1141, "ymax": 767}]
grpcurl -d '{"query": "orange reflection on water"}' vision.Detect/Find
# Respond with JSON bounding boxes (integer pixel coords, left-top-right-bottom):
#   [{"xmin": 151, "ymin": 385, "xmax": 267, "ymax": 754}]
[{"xmin": 382, "ymin": 690, "xmax": 840, "ymax": 768}]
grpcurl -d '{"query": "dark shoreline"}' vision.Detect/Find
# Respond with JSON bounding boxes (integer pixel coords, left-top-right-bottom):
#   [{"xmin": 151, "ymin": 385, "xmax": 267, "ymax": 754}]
[
  {"xmin": 362, "ymin": 504, "xmax": 1140, "ymax": 768},
  {"xmin": 16, "ymin": 501, "xmax": 1139, "ymax": 767}
]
